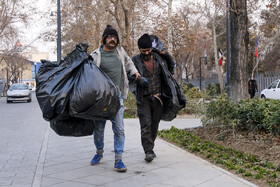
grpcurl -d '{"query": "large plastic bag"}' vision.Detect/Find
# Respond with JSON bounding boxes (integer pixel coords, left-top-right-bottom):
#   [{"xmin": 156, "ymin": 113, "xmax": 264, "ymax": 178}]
[
  {"xmin": 150, "ymin": 35, "xmax": 175, "ymax": 75},
  {"xmin": 161, "ymin": 72, "xmax": 186, "ymax": 121},
  {"xmin": 50, "ymin": 117, "xmax": 94, "ymax": 137},
  {"xmin": 36, "ymin": 43, "xmax": 120, "ymax": 122}
]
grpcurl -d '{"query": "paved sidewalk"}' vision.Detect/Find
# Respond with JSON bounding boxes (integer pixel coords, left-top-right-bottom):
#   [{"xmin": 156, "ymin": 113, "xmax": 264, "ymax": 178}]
[{"xmin": 35, "ymin": 118, "xmax": 258, "ymax": 187}]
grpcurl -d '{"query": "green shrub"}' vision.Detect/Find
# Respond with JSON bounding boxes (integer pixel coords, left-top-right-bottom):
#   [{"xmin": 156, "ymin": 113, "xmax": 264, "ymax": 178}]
[
  {"xmin": 203, "ymin": 97, "xmax": 280, "ymax": 136},
  {"xmin": 124, "ymin": 92, "xmax": 137, "ymax": 118},
  {"xmin": 205, "ymin": 83, "xmax": 220, "ymax": 97},
  {"xmin": 182, "ymin": 83, "xmax": 194, "ymax": 93},
  {"xmin": 203, "ymin": 95, "xmax": 236, "ymax": 127},
  {"xmin": 185, "ymin": 87, "xmax": 202, "ymax": 100}
]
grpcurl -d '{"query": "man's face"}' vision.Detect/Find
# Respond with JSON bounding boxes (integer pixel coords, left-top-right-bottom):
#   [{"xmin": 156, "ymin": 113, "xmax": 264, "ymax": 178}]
[
  {"xmin": 104, "ymin": 35, "xmax": 117, "ymax": 50},
  {"xmin": 140, "ymin": 48, "xmax": 152, "ymax": 61}
]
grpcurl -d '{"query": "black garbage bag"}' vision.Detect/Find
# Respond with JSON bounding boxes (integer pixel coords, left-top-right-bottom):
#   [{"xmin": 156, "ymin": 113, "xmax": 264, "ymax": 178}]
[
  {"xmin": 50, "ymin": 117, "xmax": 94, "ymax": 137},
  {"xmin": 161, "ymin": 73, "xmax": 186, "ymax": 121},
  {"xmin": 36, "ymin": 43, "xmax": 120, "ymax": 122},
  {"xmin": 150, "ymin": 35, "xmax": 175, "ymax": 74}
]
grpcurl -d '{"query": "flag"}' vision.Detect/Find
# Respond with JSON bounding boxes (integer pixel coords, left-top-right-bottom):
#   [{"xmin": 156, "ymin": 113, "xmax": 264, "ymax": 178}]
[
  {"xmin": 204, "ymin": 42, "xmax": 207, "ymax": 64},
  {"xmin": 255, "ymin": 37, "xmax": 258, "ymax": 58},
  {"xmin": 218, "ymin": 48, "xmax": 223, "ymax": 66}
]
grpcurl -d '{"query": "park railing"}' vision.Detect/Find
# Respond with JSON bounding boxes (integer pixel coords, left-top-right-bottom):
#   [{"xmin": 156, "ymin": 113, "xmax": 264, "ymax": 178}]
[{"xmin": 257, "ymin": 71, "xmax": 280, "ymax": 93}]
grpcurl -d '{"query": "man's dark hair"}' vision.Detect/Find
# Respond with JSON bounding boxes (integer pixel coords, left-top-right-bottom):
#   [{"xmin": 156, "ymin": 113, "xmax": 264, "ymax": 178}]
[
  {"xmin": 138, "ymin": 34, "xmax": 152, "ymax": 49},
  {"xmin": 102, "ymin": 25, "xmax": 119, "ymax": 45}
]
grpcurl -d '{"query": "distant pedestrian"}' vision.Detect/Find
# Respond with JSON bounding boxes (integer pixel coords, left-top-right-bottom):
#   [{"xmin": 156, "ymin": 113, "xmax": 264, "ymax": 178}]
[{"xmin": 248, "ymin": 76, "xmax": 258, "ymax": 98}]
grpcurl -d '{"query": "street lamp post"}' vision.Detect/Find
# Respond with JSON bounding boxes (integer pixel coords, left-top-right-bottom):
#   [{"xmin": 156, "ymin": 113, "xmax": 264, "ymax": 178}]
[
  {"xmin": 57, "ymin": 0, "xmax": 61, "ymax": 62},
  {"xmin": 226, "ymin": 0, "xmax": 231, "ymax": 96},
  {"xmin": 6, "ymin": 67, "xmax": 8, "ymax": 85},
  {"xmin": 199, "ymin": 57, "xmax": 205, "ymax": 91}
]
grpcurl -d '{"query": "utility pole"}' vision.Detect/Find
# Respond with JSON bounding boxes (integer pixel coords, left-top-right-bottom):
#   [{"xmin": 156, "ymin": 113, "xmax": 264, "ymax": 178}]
[
  {"xmin": 200, "ymin": 57, "xmax": 202, "ymax": 91},
  {"xmin": 226, "ymin": 0, "xmax": 231, "ymax": 96},
  {"xmin": 199, "ymin": 57, "xmax": 205, "ymax": 91},
  {"xmin": 57, "ymin": 0, "xmax": 61, "ymax": 62}
]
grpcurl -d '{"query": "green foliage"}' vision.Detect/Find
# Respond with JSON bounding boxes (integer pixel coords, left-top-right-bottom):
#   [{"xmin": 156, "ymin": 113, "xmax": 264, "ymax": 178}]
[
  {"xmin": 124, "ymin": 92, "xmax": 137, "ymax": 118},
  {"xmin": 158, "ymin": 127, "xmax": 280, "ymax": 186},
  {"xmin": 203, "ymin": 97, "xmax": 280, "ymax": 135},
  {"xmin": 205, "ymin": 83, "xmax": 220, "ymax": 97},
  {"xmin": 185, "ymin": 87, "xmax": 202, "ymax": 99},
  {"xmin": 179, "ymin": 85, "xmax": 205, "ymax": 115},
  {"xmin": 182, "ymin": 83, "xmax": 194, "ymax": 92}
]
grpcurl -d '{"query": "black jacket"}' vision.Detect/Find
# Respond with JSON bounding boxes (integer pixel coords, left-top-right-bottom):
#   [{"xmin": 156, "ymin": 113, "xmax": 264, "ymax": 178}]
[
  {"xmin": 248, "ymin": 79, "xmax": 258, "ymax": 94},
  {"xmin": 129, "ymin": 52, "xmax": 186, "ymax": 121}
]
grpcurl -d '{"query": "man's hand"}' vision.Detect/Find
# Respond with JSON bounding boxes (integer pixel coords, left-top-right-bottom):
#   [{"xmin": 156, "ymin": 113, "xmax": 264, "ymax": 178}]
[
  {"xmin": 136, "ymin": 76, "xmax": 148, "ymax": 87},
  {"xmin": 159, "ymin": 49, "xmax": 166, "ymax": 55},
  {"xmin": 135, "ymin": 72, "xmax": 140, "ymax": 80}
]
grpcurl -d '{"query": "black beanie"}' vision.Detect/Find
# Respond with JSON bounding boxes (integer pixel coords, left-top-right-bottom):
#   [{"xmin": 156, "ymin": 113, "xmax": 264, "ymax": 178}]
[
  {"xmin": 102, "ymin": 25, "xmax": 119, "ymax": 44},
  {"xmin": 138, "ymin": 34, "xmax": 152, "ymax": 49}
]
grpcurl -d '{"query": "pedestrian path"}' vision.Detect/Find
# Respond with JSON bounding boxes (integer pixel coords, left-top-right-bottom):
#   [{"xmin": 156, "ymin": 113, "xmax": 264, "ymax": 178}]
[{"xmin": 35, "ymin": 118, "xmax": 258, "ymax": 187}]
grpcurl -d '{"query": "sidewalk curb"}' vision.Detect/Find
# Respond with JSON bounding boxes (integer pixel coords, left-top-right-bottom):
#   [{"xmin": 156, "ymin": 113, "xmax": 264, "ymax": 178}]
[{"xmin": 32, "ymin": 126, "xmax": 49, "ymax": 187}]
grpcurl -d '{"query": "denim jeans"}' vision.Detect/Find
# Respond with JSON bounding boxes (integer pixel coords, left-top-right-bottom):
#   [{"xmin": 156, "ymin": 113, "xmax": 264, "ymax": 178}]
[{"xmin": 93, "ymin": 95, "xmax": 125, "ymax": 160}]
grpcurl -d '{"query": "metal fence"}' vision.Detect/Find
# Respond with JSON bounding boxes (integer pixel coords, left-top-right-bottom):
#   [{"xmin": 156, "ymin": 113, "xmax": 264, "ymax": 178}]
[
  {"xmin": 184, "ymin": 71, "xmax": 280, "ymax": 94},
  {"xmin": 257, "ymin": 72, "xmax": 280, "ymax": 92},
  {"xmin": 183, "ymin": 75, "xmax": 226, "ymax": 90}
]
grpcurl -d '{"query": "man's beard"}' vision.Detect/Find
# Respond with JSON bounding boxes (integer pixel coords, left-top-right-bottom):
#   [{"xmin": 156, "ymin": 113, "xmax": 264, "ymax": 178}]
[
  {"xmin": 141, "ymin": 53, "xmax": 152, "ymax": 61},
  {"xmin": 105, "ymin": 41, "xmax": 116, "ymax": 50}
]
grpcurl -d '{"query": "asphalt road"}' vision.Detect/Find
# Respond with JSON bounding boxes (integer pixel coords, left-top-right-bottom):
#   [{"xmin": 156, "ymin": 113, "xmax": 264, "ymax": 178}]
[{"xmin": 0, "ymin": 92, "xmax": 48, "ymax": 186}]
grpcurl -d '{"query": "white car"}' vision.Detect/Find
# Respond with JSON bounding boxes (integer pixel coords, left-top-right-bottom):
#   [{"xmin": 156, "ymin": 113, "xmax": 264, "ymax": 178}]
[
  {"xmin": 6, "ymin": 83, "xmax": 32, "ymax": 103},
  {"xmin": 260, "ymin": 79, "xmax": 280, "ymax": 99},
  {"xmin": 29, "ymin": 85, "xmax": 36, "ymax": 91}
]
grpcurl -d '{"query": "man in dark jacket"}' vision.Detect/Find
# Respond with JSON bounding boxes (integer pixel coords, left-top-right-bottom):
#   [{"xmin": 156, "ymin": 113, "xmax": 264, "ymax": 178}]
[
  {"xmin": 248, "ymin": 76, "xmax": 258, "ymax": 98},
  {"xmin": 131, "ymin": 34, "xmax": 181, "ymax": 162}
]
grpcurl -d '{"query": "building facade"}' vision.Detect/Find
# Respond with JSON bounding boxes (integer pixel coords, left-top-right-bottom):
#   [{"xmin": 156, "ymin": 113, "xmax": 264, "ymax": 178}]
[{"xmin": 0, "ymin": 41, "xmax": 49, "ymax": 94}]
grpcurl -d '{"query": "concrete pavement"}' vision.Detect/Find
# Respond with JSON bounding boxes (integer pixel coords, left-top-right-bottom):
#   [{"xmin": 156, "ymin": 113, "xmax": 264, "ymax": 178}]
[
  {"xmin": 0, "ymin": 94, "xmax": 258, "ymax": 187},
  {"xmin": 37, "ymin": 119, "xmax": 257, "ymax": 187}
]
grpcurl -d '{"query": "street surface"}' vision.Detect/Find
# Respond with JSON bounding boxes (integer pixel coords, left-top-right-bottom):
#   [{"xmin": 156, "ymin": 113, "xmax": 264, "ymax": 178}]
[
  {"xmin": 0, "ymin": 92, "xmax": 257, "ymax": 187},
  {"xmin": 0, "ymin": 92, "xmax": 48, "ymax": 186}
]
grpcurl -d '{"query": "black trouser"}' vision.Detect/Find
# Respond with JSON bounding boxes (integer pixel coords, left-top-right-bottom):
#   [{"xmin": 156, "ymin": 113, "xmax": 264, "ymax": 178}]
[
  {"xmin": 137, "ymin": 96, "xmax": 163, "ymax": 154},
  {"xmin": 249, "ymin": 91, "xmax": 255, "ymax": 98}
]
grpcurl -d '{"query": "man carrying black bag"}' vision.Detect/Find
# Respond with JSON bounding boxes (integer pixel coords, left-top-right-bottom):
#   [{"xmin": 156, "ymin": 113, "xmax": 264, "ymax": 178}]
[
  {"xmin": 90, "ymin": 25, "xmax": 140, "ymax": 172},
  {"xmin": 130, "ymin": 34, "xmax": 186, "ymax": 163}
]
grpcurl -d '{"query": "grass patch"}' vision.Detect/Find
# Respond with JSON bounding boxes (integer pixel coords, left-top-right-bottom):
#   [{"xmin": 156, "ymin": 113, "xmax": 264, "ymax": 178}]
[{"xmin": 158, "ymin": 127, "xmax": 279, "ymax": 186}]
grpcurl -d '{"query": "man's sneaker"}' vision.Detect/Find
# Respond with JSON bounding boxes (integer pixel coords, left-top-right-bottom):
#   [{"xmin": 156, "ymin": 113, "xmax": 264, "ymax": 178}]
[
  {"xmin": 151, "ymin": 153, "xmax": 156, "ymax": 158},
  {"xmin": 90, "ymin": 154, "xmax": 103, "ymax": 165},
  {"xmin": 114, "ymin": 160, "xmax": 127, "ymax": 172},
  {"xmin": 145, "ymin": 154, "xmax": 154, "ymax": 162}
]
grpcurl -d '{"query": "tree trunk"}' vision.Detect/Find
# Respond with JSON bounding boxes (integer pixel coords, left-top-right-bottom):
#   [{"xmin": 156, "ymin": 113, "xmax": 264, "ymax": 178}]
[
  {"xmin": 112, "ymin": 0, "xmax": 135, "ymax": 56},
  {"xmin": 102, "ymin": 0, "xmax": 110, "ymax": 25},
  {"xmin": 167, "ymin": 0, "xmax": 173, "ymax": 56},
  {"xmin": 212, "ymin": 21, "xmax": 225, "ymax": 94},
  {"xmin": 229, "ymin": 0, "xmax": 249, "ymax": 101}
]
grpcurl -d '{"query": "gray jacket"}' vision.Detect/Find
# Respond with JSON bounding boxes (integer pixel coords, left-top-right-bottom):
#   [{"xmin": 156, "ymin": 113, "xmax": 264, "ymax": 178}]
[{"xmin": 90, "ymin": 45, "xmax": 138, "ymax": 99}]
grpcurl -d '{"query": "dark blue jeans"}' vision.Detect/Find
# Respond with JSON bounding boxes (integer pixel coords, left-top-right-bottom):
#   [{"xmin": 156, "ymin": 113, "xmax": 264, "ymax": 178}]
[{"xmin": 93, "ymin": 95, "xmax": 125, "ymax": 160}]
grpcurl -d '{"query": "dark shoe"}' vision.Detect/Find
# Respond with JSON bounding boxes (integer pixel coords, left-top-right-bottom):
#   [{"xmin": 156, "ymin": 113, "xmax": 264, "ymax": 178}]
[
  {"xmin": 145, "ymin": 154, "xmax": 154, "ymax": 162},
  {"xmin": 152, "ymin": 153, "xmax": 156, "ymax": 158},
  {"xmin": 114, "ymin": 160, "xmax": 127, "ymax": 172},
  {"xmin": 90, "ymin": 154, "xmax": 103, "ymax": 165}
]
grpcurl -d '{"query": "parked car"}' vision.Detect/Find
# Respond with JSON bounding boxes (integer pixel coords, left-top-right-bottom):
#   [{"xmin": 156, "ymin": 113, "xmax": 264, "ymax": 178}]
[
  {"xmin": 6, "ymin": 83, "xmax": 32, "ymax": 103},
  {"xmin": 260, "ymin": 79, "xmax": 280, "ymax": 99},
  {"xmin": 29, "ymin": 85, "xmax": 36, "ymax": 91}
]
